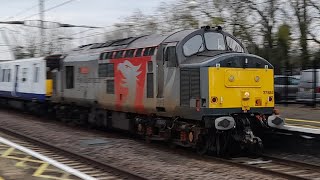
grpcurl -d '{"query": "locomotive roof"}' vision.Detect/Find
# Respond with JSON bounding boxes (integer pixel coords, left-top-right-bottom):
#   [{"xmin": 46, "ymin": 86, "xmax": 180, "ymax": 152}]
[
  {"xmin": 64, "ymin": 27, "xmax": 248, "ymax": 62},
  {"xmin": 70, "ymin": 29, "xmax": 212, "ymax": 52}
]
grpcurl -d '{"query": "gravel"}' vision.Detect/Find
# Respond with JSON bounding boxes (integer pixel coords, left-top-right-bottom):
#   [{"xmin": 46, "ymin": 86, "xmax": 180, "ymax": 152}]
[{"xmin": 0, "ymin": 109, "xmax": 285, "ymax": 180}]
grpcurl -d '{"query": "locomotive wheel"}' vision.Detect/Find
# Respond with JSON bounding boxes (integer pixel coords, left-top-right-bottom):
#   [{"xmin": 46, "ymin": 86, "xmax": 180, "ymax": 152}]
[
  {"xmin": 216, "ymin": 132, "xmax": 230, "ymax": 157},
  {"xmin": 196, "ymin": 134, "xmax": 208, "ymax": 155}
]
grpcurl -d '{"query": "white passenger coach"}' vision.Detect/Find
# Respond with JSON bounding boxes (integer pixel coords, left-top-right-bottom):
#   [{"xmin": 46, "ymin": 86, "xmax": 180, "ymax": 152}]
[{"xmin": 0, "ymin": 57, "xmax": 49, "ymax": 102}]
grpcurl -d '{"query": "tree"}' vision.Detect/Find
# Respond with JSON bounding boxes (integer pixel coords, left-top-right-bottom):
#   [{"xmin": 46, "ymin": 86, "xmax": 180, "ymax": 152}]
[
  {"xmin": 275, "ymin": 24, "xmax": 291, "ymax": 72},
  {"xmin": 245, "ymin": 0, "xmax": 280, "ymax": 62},
  {"xmin": 289, "ymin": 0, "xmax": 311, "ymax": 68}
]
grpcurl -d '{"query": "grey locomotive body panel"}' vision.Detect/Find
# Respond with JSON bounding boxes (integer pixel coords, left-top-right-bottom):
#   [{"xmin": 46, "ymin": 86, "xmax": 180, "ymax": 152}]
[{"xmin": 54, "ymin": 27, "xmax": 270, "ymax": 120}]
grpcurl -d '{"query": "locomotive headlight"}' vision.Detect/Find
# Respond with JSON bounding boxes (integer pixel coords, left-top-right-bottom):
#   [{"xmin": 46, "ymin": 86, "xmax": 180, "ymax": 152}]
[{"xmin": 243, "ymin": 92, "xmax": 250, "ymax": 99}]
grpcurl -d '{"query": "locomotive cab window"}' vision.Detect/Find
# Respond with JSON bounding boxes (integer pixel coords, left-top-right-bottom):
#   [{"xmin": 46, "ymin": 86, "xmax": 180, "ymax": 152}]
[
  {"xmin": 65, "ymin": 66, "xmax": 74, "ymax": 89},
  {"xmin": 183, "ymin": 35, "xmax": 204, "ymax": 56},
  {"xmin": 204, "ymin": 32, "xmax": 225, "ymax": 50},
  {"xmin": 226, "ymin": 36, "xmax": 244, "ymax": 52}
]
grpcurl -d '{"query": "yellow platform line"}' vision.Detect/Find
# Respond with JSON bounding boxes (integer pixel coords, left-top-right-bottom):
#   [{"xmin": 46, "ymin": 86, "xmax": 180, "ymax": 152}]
[
  {"xmin": 286, "ymin": 123, "xmax": 320, "ymax": 129},
  {"xmin": 285, "ymin": 118, "xmax": 320, "ymax": 124}
]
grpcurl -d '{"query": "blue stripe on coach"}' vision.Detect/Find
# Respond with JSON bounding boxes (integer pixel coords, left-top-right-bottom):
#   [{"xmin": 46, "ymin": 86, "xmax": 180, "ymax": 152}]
[{"xmin": 0, "ymin": 90, "xmax": 46, "ymax": 102}]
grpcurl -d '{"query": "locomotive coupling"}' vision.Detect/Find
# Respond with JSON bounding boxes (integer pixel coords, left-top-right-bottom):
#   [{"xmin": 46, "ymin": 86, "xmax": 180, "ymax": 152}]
[{"xmin": 214, "ymin": 116, "xmax": 235, "ymax": 130}]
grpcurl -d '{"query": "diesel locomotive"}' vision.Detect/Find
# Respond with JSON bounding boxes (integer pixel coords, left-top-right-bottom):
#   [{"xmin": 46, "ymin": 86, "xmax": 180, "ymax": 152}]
[{"xmin": 0, "ymin": 26, "xmax": 283, "ymax": 155}]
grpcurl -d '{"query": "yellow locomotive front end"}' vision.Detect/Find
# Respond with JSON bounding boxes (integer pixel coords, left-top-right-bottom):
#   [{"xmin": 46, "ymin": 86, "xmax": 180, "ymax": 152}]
[{"xmin": 208, "ymin": 67, "xmax": 274, "ymax": 111}]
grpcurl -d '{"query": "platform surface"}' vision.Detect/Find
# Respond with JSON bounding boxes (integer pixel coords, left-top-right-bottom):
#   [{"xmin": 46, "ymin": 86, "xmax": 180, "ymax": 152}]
[
  {"xmin": 0, "ymin": 134, "xmax": 81, "ymax": 180},
  {"xmin": 277, "ymin": 104, "xmax": 320, "ymax": 129}
]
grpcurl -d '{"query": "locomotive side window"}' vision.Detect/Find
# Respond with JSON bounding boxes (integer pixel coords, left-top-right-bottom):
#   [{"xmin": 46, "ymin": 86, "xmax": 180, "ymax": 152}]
[
  {"xmin": 124, "ymin": 49, "xmax": 135, "ymax": 58},
  {"xmin": 183, "ymin": 35, "xmax": 204, "ymax": 56},
  {"xmin": 147, "ymin": 73, "xmax": 154, "ymax": 98},
  {"xmin": 99, "ymin": 63, "xmax": 114, "ymax": 77},
  {"xmin": 165, "ymin": 46, "xmax": 177, "ymax": 67},
  {"xmin": 98, "ymin": 64, "xmax": 108, "ymax": 77},
  {"xmin": 226, "ymin": 36, "xmax": 244, "ymax": 52},
  {"xmin": 65, "ymin": 66, "xmax": 74, "ymax": 89},
  {"xmin": 204, "ymin": 32, "xmax": 225, "ymax": 50},
  {"xmin": 135, "ymin": 48, "xmax": 143, "ymax": 57},
  {"xmin": 106, "ymin": 80, "xmax": 114, "ymax": 94},
  {"xmin": 107, "ymin": 63, "xmax": 114, "ymax": 77}
]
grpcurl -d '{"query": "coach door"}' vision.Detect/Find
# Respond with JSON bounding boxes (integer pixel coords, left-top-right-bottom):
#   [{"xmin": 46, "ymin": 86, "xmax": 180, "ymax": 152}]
[{"xmin": 13, "ymin": 65, "xmax": 19, "ymax": 96}]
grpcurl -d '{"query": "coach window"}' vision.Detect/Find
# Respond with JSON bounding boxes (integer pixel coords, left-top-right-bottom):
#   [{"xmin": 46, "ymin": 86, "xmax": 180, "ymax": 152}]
[
  {"xmin": 6, "ymin": 69, "xmax": 11, "ymax": 82},
  {"xmin": 0, "ymin": 69, "xmax": 3, "ymax": 82},
  {"xmin": 65, "ymin": 66, "xmax": 74, "ymax": 89},
  {"xmin": 22, "ymin": 68, "xmax": 28, "ymax": 82},
  {"xmin": 0, "ymin": 67, "xmax": 1, "ymax": 82},
  {"xmin": 34, "ymin": 66, "xmax": 39, "ymax": 82},
  {"xmin": 135, "ymin": 48, "xmax": 143, "ymax": 57}
]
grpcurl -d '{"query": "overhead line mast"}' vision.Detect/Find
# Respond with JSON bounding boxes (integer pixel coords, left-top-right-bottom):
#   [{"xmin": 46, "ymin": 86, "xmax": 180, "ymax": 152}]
[{"xmin": 39, "ymin": 0, "xmax": 45, "ymax": 56}]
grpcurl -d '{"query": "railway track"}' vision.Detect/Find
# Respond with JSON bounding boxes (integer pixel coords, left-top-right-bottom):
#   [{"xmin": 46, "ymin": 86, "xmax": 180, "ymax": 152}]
[
  {"xmin": 211, "ymin": 155, "xmax": 320, "ymax": 180},
  {"xmin": 0, "ymin": 109, "xmax": 319, "ymax": 180},
  {"xmin": 0, "ymin": 126, "xmax": 147, "ymax": 180}
]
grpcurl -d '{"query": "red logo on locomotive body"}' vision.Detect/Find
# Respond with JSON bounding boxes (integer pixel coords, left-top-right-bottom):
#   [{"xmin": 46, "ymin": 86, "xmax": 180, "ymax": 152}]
[{"xmin": 111, "ymin": 56, "xmax": 150, "ymax": 112}]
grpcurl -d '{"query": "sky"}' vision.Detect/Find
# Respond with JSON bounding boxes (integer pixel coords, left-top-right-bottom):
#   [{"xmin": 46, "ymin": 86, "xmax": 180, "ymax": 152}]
[{"xmin": 0, "ymin": 0, "xmax": 175, "ymax": 60}]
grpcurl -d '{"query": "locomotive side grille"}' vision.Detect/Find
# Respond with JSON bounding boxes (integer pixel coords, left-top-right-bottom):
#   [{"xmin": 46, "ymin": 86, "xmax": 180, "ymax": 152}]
[
  {"xmin": 190, "ymin": 72, "xmax": 200, "ymax": 98},
  {"xmin": 180, "ymin": 68, "xmax": 200, "ymax": 106}
]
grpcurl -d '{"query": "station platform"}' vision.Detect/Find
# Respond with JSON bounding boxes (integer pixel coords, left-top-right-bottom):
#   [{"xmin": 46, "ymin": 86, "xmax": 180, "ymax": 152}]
[
  {"xmin": 0, "ymin": 133, "xmax": 89, "ymax": 180},
  {"xmin": 277, "ymin": 104, "xmax": 320, "ymax": 129}
]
